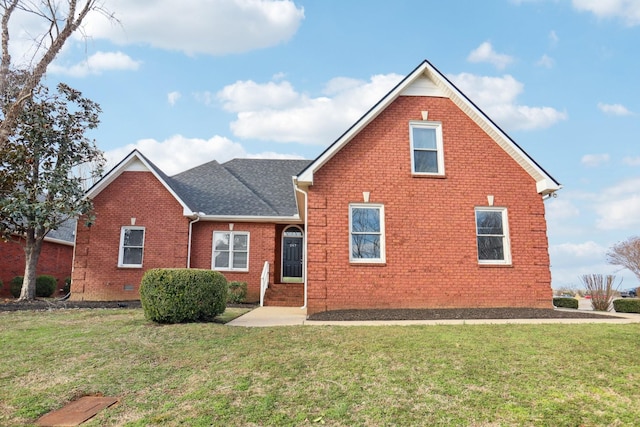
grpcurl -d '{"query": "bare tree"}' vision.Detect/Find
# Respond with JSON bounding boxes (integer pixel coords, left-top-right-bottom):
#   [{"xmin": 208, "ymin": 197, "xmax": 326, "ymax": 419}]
[
  {"xmin": 607, "ymin": 236, "xmax": 640, "ymax": 283},
  {"xmin": 579, "ymin": 274, "xmax": 620, "ymax": 311},
  {"xmin": 0, "ymin": 0, "xmax": 113, "ymax": 149}
]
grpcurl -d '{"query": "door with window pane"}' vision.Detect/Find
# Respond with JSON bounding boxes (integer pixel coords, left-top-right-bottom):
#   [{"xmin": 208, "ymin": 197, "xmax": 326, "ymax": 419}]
[{"xmin": 282, "ymin": 227, "xmax": 303, "ymax": 279}]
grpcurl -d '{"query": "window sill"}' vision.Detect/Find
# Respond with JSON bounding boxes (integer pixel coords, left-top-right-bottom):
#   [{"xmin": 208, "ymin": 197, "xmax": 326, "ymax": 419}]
[
  {"xmin": 118, "ymin": 265, "xmax": 143, "ymax": 269},
  {"xmin": 349, "ymin": 262, "xmax": 387, "ymax": 266},
  {"xmin": 411, "ymin": 173, "xmax": 447, "ymax": 179},
  {"xmin": 214, "ymin": 269, "xmax": 249, "ymax": 273},
  {"xmin": 478, "ymin": 263, "xmax": 513, "ymax": 268}
]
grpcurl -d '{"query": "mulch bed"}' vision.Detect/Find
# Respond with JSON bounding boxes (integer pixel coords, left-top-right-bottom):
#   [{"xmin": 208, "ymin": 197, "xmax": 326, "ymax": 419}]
[
  {"xmin": 0, "ymin": 300, "xmax": 623, "ymax": 320},
  {"xmin": 0, "ymin": 299, "xmax": 142, "ymax": 312},
  {"xmin": 307, "ymin": 307, "xmax": 622, "ymax": 321}
]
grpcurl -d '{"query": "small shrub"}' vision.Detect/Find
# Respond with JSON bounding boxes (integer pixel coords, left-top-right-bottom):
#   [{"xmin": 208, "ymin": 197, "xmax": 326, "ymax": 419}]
[
  {"xmin": 10, "ymin": 276, "xmax": 23, "ymax": 298},
  {"xmin": 227, "ymin": 281, "xmax": 247, "ymax": 304},
  {"xmin": 553, "ymin": 297, "xmax": 578, "ymax": 309},
  {"xmin": 36, "ymin": 275, "xmax": 57, "ymax": 297},
  {"xmin": 613, "ymin": 298, "xmax": 640, "ymax": 313},
  {"xmin": 580, "ymin": 274, "xmax": 619, "ymax": 311},
  {"xmin": 140, "ymin": 268, "xmax": 227, "ymax": 323}
]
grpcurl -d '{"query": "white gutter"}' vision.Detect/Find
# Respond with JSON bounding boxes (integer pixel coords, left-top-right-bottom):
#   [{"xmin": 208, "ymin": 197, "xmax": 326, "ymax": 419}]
[
  {"xmin": 294, "ymin": 182, "xmax": 308, "ymax": 310},
  {"xmin": 184, "ymin": 214, "xmax": 302, "ymax": 224},
  {"xmin": 186, "ymin": 212, "xmax": 202, "ymax": 268}
]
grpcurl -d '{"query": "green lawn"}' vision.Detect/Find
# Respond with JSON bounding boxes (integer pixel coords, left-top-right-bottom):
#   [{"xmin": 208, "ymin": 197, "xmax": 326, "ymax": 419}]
[{"xmin": 1, "ymin": 309, "xmax": 639, "ymax": 426}]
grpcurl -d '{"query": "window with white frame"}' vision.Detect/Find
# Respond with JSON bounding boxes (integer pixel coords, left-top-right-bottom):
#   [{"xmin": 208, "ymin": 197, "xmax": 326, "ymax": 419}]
[
  {"xmin": 475, "ymin": 208, "xmax": 511, "ymax": 264},
  {"xmin": 350, "ymin": 204, "xmax": 385, "ymax": 263},
  {"xmin": 118, "ymin": 226, "xmax": 145, "ymax": 267},
  {"xmin": 410, "ymin": 121, "xmax": 444, "ymax": 175},
  {"xmin": 212, "ymin": 231, "xmax": 249, "ymax": 271}
]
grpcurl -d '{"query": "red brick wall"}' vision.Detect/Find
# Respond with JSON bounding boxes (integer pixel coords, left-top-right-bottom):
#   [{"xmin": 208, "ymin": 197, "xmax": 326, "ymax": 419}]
[
  {"xmin": 0, "ymin": 238, "xmax": 73, "ymax": 297},
  {"xmin": 71, "ymin": 171, "xmax": 189, "ymax": 301},
  {"xmin": 189, "ymin": 222, "xmax": 277, "ymax": 302},
  {"xmin": 305, "ymin": 95, "xmax": 552, "ymax": 314}
]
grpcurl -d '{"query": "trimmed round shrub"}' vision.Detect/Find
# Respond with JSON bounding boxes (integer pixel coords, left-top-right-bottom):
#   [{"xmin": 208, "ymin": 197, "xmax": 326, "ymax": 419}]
[
  {"xmin": 227, "ymin": 281, "xmax": 247, "ymax": 304},
  {"xmin": 613, "ymin": 298, "xmax": 640, "ymax": 313},
  {"xmin": 36, "ymin": 275, "xmax": 57, "ymax": 297},
  {"xmin": 140, "ymin": 268, "xmax": 227, "ymax": 323},
  {"xmin": 553, "ymin": 297, "xmax": 578, "ymax": 309},
  {"xmin": 10, "ymin": 276, "xmax": 23, "ymax": 298}
]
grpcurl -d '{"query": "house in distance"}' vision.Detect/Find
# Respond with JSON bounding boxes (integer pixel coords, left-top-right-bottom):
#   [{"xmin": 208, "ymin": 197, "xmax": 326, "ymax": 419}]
[{"xmin": 71, "ymin": 60, "xmax": 561, "ymax": 315}]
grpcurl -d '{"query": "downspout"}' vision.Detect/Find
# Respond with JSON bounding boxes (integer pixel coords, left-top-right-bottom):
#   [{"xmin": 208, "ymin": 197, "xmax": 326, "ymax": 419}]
[
  {"xmin": 187, "ymin": 213, "xmax": 202, "ymax": 268},
  {"xmin": 294, "ymin": 183, "xmax": 308, "ymax": 310}
]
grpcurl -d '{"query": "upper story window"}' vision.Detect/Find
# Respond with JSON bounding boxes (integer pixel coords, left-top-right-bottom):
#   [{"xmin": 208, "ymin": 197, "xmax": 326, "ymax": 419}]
[
  {"xmin": 475, "ymin": 208, "xmax": 511, "ymax": 265},
  {"xmin": 118, "ymin": 226, "xmax": 145, "ymax": 268},
  {"xmin": 213, "ymin": 231, "xmax": 249, "ymax": 271},
  {"xmin": 350, "ymin": 204, "xmax": 385, "ymax": 263},
  {"xmin": 410, "ymin": 121, "xmax": 444, "ymax": 176}
]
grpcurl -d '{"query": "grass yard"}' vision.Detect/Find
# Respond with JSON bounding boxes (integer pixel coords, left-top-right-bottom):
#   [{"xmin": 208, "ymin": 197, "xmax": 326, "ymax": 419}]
[{"xmin": 1, "ymin": 309, "xmax": 639, "ymax": 426}]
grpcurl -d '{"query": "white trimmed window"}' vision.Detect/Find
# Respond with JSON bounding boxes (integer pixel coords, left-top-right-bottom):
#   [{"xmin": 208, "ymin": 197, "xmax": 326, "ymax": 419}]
[
  {"xmin": 475, "ymin": 208, "xmax": 511, "ymax": 264},
  {"xmin": 350, "ymin": 204, "xmax": 385, "ymax": 263},
  {"xmin": 118, "ymin": 226, "xmax": 145, "ymax": 268},
  {"xmin": 213, "ymin": 231, "xmax": 249, "ymax": 271},
  {"xmin": 410, "ymin": 121, "xmax": 444, "ymax": 175}
]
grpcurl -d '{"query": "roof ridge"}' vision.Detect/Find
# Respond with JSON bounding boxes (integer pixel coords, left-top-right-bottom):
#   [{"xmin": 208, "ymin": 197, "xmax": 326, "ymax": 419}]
[{"xmin": 222, "ymin": 162, "xmax": 282, "ymax": 214}]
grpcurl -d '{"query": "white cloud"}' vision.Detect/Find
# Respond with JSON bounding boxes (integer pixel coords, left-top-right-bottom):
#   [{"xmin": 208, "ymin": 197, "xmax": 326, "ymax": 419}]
[
  {"xmin": 467, "ymin": 42, "xmax": 514, "ymax": 69},
  {"xmin": 48, "ymin": 51, "xmax": 141, "ymax": 77},
  {"xmin": 549, "ymin": 30, "xmax": 559, "ymax": 46},
  {"xmin": 623, "ymin": 156, "xmax": 640, "ymax": 166},
  {"xmin": 447, "ymin": 73, "xmax": 567, "ymax": 131},
  {"xmin": 550, "ymin": 241, "xmax": 607, "ymax": 259},
  {"xmin": 536, "ymin": 54, "xmax": 555, "ymax": 68},
  {"xmin": 104, "ymin": 134, "xmax": 304, "ymax": 175},
  {"xmin": 218, "ymin": 80, "xmax": 302, "ymax": 111},
  {"xmin": 83, "ymin": 0, "xmax": 305, "ymax": 55},
  {"xmin": 597, "ymin": 102, "xmax": 633, "ymax": 116},
  {"xmin": 546, "ymin": 198, "xmax": 580, "ymax": 221},
  {"xmin": 581, "ymin": 153, "xmax": 610, "ymax": 167},
  {"xmin": 218, "ymin": 73, "xmax": 403, "ymax": 145},
  {"xmin": 594, "ymin": 177, "xmax": 640, "ymax": 230},
  {"xmin": 572, "ymin": 0, "xmax": 640, "ymax": 26},
  {"xmin": 167, "ymin": 91, "xmax": 181, "ymax": 106}
]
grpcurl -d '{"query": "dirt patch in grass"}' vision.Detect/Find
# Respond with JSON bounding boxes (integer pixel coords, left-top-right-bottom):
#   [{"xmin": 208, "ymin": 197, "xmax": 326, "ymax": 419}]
[{"xmin": 307, "ymin": 307, "xmax": 622, "ymax": 321}]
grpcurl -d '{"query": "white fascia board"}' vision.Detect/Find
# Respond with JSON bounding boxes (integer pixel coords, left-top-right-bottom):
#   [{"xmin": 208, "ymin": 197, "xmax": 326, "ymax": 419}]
[
  {"xmin": 423, "ymin": 65, "xmax": 561, "ymax": 193},
  {"xmin": 298, "ymin": 60, "xmax": 560, "ymax": 195},
  {"xmin": 43, "ymin": 236, "xmax": 74, "ymax": 246},
  {"xmin": 86, "ymin": 150, "xmax": 195, "ymax": 215},
  {"xmin": 296, "ymin": 62, "xmax": 432, "ymax": 185},
  {"xmin": 195, "ymin": 214, "xmax": 303, "ymax": 224}
]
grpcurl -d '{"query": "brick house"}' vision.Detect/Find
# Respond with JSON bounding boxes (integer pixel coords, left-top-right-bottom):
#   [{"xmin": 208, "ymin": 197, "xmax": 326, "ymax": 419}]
[
  {"xmin": 71, "ymin": 60, "xmax": 561, "ymax": 315},
  {"xmin": 1, "ymin": 221, "xmax": 75, "ymax": 297}
]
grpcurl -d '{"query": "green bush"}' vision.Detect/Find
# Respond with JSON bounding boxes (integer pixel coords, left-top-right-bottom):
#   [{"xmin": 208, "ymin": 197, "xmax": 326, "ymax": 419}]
[
  {"xmin": 10, "ymin": 276, "xmax": 23, "ymax": 298},
  {"xmin": 9, "ymin": 275, "xmax": 57, "ymax": 298},
  {"xmin": 36, "ymin": 275, "xmax": 57, "ymax": 297},
  {"xmin": 227, "ymin": 281, "xmax": 247, "ymax": 304},
  {"xmin": 613, "ymin": 298, "xmax": 640, "ymax": 313},
  {"xmin": 553, "ymin": 297, "xmax": 578, "ymax": 309},
  {"xmin": 140, "ymin": 268, "xmax": 227, "ymax": 323}
]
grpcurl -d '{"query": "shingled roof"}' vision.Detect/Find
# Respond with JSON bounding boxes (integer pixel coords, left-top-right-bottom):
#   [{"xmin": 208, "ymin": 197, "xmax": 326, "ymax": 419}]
[
  {"xmin": 87, "ymin": 150, "xmax": 311, "ymax": 219},
  {"xmin": 170, "ymin": 158, "xmax": 311, "ymax": 217}
]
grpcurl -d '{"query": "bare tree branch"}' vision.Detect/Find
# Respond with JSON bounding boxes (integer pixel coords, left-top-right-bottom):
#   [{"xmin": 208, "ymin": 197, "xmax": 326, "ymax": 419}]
[{"xmin": 0, "ymin": 1, "xmax": 113, "ymax": 149}]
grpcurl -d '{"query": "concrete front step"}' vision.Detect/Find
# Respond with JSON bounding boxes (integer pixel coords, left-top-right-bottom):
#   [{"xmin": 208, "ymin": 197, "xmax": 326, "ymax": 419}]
[{"xmin": 264, "ymin": 283, "xmax": 304, "ymax": 307}]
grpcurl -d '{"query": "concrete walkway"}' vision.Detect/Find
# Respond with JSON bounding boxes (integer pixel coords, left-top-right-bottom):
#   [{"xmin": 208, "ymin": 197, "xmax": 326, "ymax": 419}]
[{"xmin": 226, "ymin": 305, "xmax": 640, "ymax": 327}]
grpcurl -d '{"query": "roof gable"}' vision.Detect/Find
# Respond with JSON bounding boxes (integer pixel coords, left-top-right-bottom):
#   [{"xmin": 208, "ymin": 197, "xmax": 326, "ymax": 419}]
[
  {"xmin": 85, "ymin": 150, "xmax": 194, "ymax": 215},
  {"xmin": 296, "ymin": 60, "xmax": 561, "ymax": 195},
  {"xmin": 90, "ymin": 150, "xmax": 311, "ymax": 220}
]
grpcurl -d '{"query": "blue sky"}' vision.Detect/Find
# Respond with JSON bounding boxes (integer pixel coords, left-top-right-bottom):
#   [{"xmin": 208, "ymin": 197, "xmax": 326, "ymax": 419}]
[{"xmin": 11, "ymin": 0, "xmax": 640, "ymax": 290}]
